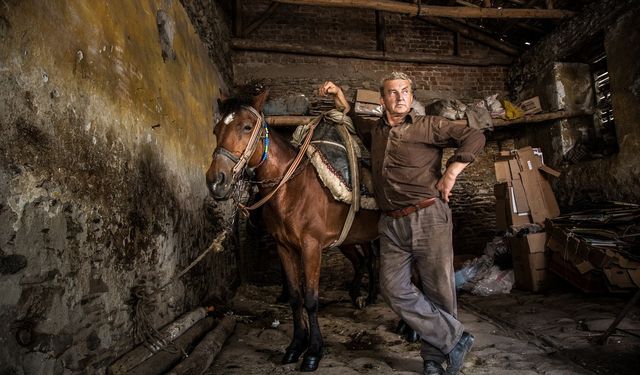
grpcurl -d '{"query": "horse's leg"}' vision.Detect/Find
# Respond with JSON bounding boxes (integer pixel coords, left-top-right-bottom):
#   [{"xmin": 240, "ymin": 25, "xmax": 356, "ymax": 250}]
[
  {"xmin": 276, "ymin": 259, "xmax": 290, "ymax": 304},
  {"xmin": 277, "ymin": 244, "xmax": 308, "ymax": 364},
  {"xmin": 300, "ymin": 244, "xmax": 323, "ymax": 372},
  {"xmin": 363, "ymin": 240, "xmax": 379, "ymax": 305},
  {"xmin": 338, "ymin": 244, "xmax": 366, "ymax": 309}
]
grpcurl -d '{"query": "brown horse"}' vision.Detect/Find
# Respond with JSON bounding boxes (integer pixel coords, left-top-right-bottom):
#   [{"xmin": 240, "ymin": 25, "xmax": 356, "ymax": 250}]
[{"xmin": 206, "ymin": 88, "xmax": 380, "ymax": 371}]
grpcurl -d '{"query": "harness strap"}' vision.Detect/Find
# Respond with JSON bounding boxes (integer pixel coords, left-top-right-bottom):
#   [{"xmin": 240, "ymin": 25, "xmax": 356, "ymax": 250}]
[
  {"xmin": 331, "ymin": 122, "xmax": 360, "ymax": 248},
  {"xmin": 231, "ymin": 106, "xmax": 264, "ymax": 180},
  {"xmin": 239, "ymin": 113, "xmax": 324, "ymax": 213}
]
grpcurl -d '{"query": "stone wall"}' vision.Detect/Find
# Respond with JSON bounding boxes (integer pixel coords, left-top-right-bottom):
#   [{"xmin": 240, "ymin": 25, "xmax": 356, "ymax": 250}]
[
  {"xmin": 0, "ymin": 1, "xmax": 235, "ymax": 373},
  {"xmin": 508, "ymin": 0, "xmax": 640, "ymax": 206}
]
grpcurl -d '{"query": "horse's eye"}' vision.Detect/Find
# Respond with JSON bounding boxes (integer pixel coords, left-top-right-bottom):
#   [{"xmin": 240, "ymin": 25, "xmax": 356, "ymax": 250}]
[{"xmin": 243, "ymin": 123, "xmax": 253, "ymax": 132}]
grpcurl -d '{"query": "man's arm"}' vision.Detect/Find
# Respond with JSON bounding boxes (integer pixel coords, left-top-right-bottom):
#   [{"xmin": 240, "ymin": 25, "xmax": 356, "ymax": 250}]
[
  {"xmin": 436, "ymin": 161, "xmax": 470, "ymax": 203},
  {"xmin": 319, "ymin": 81, "xmax": 351, "ymax": 113}
]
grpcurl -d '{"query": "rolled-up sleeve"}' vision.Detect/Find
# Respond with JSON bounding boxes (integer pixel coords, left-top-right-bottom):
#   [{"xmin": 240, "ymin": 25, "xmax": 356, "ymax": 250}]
[{"xmin": 432, "ymin": 118, "xmax": 486, "ymax": 166}]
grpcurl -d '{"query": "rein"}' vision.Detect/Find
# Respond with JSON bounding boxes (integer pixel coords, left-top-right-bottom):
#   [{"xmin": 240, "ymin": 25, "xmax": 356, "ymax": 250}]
[
  {"xmin": 239, "ymin": 112, "xmax": 323, "ymax": 214},
  {"xmin": 216, "ymin": 105, "xmax": 323, "ymax": 215}
]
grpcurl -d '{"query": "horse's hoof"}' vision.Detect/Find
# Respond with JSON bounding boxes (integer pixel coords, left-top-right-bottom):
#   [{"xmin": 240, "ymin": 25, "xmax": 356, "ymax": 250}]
[
  {"xmin": 282, "ymin": 349, "xmax": 303, "ymax": 364},
  {"xmin": 355, "ymin": 296, "xmax": 367, "ymax": 309},
  {"xmin": 300, "ymin": 354, "xmax": 321, "ymax": 372}
]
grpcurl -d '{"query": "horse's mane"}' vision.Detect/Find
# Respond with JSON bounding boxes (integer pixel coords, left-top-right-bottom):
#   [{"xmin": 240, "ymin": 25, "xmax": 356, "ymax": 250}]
[{"xmin": 219, "ymin": 80, "xmax": 267, "ymax": 116}]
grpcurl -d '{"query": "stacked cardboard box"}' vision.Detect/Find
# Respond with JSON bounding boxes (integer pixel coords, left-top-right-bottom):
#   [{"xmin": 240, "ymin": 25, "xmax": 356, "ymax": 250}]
[
  {"xmin": 546, "ymin": 219, "xmax": 640, "ymax": 293},
  {"xmin": 494, "ymin": 147, "xmax": 561, "ymax": 230},
  {"xmin": 509, "ymin": 232, "xmax": 550, "ymax": 292},
  {"xmin": 495, "ymin": 147, "xmax": 561, "ymax": 292}
]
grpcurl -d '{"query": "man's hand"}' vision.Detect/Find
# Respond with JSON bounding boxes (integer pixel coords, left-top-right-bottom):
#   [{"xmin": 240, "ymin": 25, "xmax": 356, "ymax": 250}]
[
  {"xmin": 319, "ymin": 81, "xmax": 350, "ymax": 113},
  {"xmin": 436, "ymin": 162, "xmax": 469, "ymax": 202}
]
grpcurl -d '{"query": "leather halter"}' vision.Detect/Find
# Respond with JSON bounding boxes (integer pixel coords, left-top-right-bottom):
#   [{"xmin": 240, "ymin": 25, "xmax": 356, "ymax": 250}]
[
  {"xmin": 215, "ymin": 105, "xmax": 322, "ymax": 214},
  {"xmin": 213, "ymin": 105, "xmax": 269, "ymax": 183}
]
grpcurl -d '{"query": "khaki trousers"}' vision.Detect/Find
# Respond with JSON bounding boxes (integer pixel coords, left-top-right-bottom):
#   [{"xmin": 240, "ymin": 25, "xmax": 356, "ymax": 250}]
[{"xmin": 378, "ymin": 198, "xmax": 463, "ymax": 362}]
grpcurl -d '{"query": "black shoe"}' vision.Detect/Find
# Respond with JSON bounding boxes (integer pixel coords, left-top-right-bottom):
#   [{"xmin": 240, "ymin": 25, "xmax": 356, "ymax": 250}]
[
  {"xmin": 445, "ymin": 332, "xmax": 474, "ymax": 375},
  {"xmin": 423, "ymin": 360, "xmax": 445, "ymax": 375}
]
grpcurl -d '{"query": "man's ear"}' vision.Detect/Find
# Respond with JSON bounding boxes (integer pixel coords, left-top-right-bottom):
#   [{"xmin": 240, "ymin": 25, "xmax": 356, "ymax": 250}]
[{"xmin": 252, "ymin": 88, "xmax": 270, "ymax": 112}]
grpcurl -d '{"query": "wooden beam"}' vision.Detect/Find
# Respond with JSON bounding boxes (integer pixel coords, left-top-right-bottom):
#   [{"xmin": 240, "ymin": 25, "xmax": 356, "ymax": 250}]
[
  {"xmin": 231, "ymin": 38, "xmax": 513, "ymax": 65},
  {"xmin": 418, "ymin": 16, "xmax": 520, "ymax": 56},
  {"xmin": 273, "ymin": 0, "xmax": 574, "ymax": 19},
  {"xmin": 375, "ymin": 10, "xmax": 386, "ymax": 52},
  {"xmin": 242, "ymin": 2, "xmax": 280, "ymax": 37},
  {"xmin": 545, "ymin": 0, "xmax": 554, "ymax": 9},
  {"xmin": 233, "ymin": 0, "xmax": 242, "ymax": 37},
  {"xmin": 265, "ymin": 110, "xmax": 593, "ymax": 128}
]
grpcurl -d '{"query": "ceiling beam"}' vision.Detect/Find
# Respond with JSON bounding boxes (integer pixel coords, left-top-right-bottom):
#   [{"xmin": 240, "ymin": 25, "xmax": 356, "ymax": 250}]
[
  {"xmin": 418, "ymin": 16, "xmax": 520, "ymax": 56},
  {"xmin": 231, "ymin": 38, "xmax": 513, "ymax": 66},
  {"xmin": 273, "ymin": 0, "xmax": 574, "ymax": 19}
]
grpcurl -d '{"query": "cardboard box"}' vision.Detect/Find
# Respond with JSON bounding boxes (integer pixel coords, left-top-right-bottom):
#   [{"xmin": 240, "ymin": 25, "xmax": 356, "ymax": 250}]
[
  {"xmin": 509, "ymin": 232, "xmax": 549, "ymax": 291},
  {"xmin": 495, "ymin": 182, "xmax": 532, "ymax": 230},
  {"xmin": 519, "ymin": 96, "xmax": 542, "ymax": 115},
  {"xmin": 493, "ymin": 147, "xmax": 561, "ymax": 229},
  {"xmin": 354, "ymin": 89, "xmax": 383, "ymax": 117}
]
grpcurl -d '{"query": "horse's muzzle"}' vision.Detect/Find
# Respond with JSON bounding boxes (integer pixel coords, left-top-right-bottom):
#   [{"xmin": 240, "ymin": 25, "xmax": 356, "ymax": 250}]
[{"xmin": 207, "ymin": 171, "xmax": 232, "ymax": 200}]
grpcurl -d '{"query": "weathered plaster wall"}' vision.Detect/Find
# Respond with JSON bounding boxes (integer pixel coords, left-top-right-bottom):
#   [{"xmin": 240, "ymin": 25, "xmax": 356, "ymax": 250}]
[
  {"xmin": 508, "ymin": 1, "xmax": 640, "ymax": 205},
  {"xmin": 0, "ymin": 1, "xmax": 235, "ymax": 373}
]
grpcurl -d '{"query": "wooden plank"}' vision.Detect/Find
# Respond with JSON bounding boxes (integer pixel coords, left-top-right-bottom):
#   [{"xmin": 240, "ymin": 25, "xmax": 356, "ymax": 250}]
[
  {"xmin": 265, "ymin": 110, "xmax": 592, "ymax": 128},
  {"xmin": 166, "ymin": 316, "xmax": 236, "ymax": 375},
  {"xmin": 231, "ymin": 38, "xmax": 513, "ymax": 65},
  {"xmin": 273, "ymin": 0, "xmax": 574, "ymax": 19},
  {"xmin": 107, "ymin": 308, "xmax": 208, "ymax": 375}
]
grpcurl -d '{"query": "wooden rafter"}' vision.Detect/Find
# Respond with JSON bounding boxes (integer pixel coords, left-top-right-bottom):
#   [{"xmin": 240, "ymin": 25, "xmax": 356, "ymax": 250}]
[
  {"xmin": 418, "ymin": 16, "xmax": 520, "ymax": 56},
  {"xmin": 231, "ymin": 38, "xmax": 512, "ymax": 66},
  {"xmin": 273, "ymin": 0, "xmax": 574, "ymax": 19}
]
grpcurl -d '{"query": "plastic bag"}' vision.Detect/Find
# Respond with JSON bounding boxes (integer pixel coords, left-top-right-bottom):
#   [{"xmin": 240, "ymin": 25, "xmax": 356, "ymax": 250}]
[{"xmin": 470, "ymin": 267, "xmax": 514, "ymax": 296}]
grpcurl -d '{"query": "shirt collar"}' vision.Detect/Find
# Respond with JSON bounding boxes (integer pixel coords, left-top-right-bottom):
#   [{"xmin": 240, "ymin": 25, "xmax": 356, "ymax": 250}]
[{"xmin": 381, "ymin": 109, "xmax": 416, "ymax": 127}]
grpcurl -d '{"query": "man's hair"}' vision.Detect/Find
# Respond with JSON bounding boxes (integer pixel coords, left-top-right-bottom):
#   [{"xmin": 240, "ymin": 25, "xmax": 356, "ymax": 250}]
[{"xmin": 379, "ymin": 72, "xmax": 414, "ymax": 96}]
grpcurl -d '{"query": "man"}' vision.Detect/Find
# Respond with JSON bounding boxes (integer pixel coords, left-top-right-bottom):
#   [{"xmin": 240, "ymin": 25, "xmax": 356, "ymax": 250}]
[{"xmin": 320, "ymin": 72, "xmax": 485, "ymax": 375}]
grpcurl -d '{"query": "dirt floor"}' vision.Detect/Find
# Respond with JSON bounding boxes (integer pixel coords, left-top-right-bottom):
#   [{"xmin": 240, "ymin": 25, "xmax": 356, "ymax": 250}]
[{"xmin": 206, "ymin": 278, "xmax": 640, "ymax": 375}]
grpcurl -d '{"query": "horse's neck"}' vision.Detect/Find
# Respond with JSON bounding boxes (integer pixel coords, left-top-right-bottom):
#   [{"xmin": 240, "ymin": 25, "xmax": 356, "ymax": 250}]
[{"xmin": 254, "ymin": 130, "xmax": 298, "ymax": 186}]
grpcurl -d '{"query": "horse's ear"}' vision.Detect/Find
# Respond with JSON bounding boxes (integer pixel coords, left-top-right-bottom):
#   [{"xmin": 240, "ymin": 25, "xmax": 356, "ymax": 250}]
[
  {"xmin": 252, "ymin": 88, "xmax": 269, "ymax": 113},
  {"xmin": 218, "ymin": 87, "xmax": 228, "ymax": 102}
]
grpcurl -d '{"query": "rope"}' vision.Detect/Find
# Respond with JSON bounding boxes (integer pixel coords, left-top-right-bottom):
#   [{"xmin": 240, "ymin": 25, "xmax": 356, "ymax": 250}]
[{"xmin": 130, "ymin": 228, "xmax": 230, "ymax": 355}]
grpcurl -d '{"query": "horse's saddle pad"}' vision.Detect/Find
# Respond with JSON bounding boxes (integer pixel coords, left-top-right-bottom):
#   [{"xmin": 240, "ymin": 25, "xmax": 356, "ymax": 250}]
[{"xmin": 305, "ymin": 120, "xmax": 378, "ymax": 210}]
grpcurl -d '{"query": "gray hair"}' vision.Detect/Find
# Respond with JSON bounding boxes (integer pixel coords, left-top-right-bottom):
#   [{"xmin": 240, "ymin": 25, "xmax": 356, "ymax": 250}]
[{"xmin": 379, "ymin": 72, "xmax": 414, "ymax": 96}]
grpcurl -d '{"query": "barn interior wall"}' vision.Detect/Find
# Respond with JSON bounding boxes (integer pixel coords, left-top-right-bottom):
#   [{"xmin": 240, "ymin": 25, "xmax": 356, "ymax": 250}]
[
  {"xmin": 508, "ymin": 0, "xmax": 640, "ymax": 206},
  {"xmin": 227, "ymin": 1, "xmax": 511, "ymax": 284},
  {"xmin": 0, "ymin": 1, "xmax": 235, "ymax": 373}
]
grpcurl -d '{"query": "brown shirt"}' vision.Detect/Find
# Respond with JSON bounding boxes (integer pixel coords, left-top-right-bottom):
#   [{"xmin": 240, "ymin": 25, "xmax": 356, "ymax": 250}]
[{"xmin": 354, "ymin": 110, "xmax": 486, "ymax": 211}]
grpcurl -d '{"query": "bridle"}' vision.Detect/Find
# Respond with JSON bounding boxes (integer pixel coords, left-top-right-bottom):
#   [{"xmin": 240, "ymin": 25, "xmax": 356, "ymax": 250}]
[
  {"xmin": 213, "ymin": 105, "xmax": 269, "ymax": 184},
  {"xmin": 213, "ymin": 105, "xmax": 322, "ymax": 214}
]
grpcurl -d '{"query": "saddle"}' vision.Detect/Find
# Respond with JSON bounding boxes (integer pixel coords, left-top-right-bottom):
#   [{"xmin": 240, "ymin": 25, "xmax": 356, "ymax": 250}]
[{"xmin": 292, "ymin": 110, "xmax": 378, "ymax": 210}]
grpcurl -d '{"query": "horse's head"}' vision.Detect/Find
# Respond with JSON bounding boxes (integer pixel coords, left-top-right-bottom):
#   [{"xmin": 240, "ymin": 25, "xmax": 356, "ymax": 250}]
[{"xmin": 206, "ymin": 87, "xmax": 269, "ymax": 200}]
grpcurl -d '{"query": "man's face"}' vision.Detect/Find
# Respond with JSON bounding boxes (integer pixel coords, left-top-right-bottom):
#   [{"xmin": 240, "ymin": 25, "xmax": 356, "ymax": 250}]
[{"xmin": 380, "ymin": 79, "xmax": 414, "ymax": 117}]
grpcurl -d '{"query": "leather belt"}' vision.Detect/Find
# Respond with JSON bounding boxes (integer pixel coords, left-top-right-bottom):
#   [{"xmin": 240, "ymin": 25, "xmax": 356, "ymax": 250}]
[{"xmin": 385, "ymin": 197, "xmax": 437, "ymax": 218}]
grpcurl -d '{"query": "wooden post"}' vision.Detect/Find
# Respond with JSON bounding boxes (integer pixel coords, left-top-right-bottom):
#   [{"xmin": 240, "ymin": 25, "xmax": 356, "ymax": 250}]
[
  {"xmin": 375, "ymin": 10, "xmax": 386, "ymax": 52},
  {"xmin": 234, "ymin": 0, "xmax": 243, "ymax": 37},
  {"xmin": 166, "ymin": 316, "xmax": 237, "ymax": 375},
  {"xmin": 125, "ymin": 317, "xmax": 217, "ymax": 375},
  {"xmin": 107, "ymin": 308, "xmax": 208, "ymax": 375}
]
